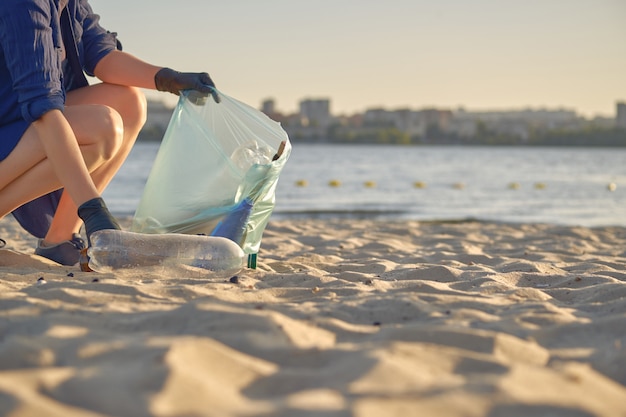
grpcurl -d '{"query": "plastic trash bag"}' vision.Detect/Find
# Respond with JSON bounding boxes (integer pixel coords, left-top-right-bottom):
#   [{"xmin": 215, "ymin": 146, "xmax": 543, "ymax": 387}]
[{"xmin": 131, "ymin": 89, "xmax": 291, "ymax": 265}]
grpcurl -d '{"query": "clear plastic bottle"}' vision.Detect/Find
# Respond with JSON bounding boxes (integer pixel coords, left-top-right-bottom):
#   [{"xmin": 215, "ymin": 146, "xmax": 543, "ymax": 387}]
[
  {"xmin": 83, "ymin": 230, "xmax": 246, "ymax": 276},
  {"xmin": 230, "ymin": 141, "xmax": 273, "ymax": 172}
]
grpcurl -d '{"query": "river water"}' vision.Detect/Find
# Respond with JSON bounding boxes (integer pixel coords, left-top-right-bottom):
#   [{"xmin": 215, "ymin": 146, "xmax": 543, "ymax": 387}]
[{"xmin": 103, "ymin": 143, "xmax": 626, "ymax": 227}]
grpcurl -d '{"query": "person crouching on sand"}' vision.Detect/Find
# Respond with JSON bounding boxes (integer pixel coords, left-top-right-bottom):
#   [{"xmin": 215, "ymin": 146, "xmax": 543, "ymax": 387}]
[{"xmin": 0, "ymin": 0, "xmax": 218, "ymax": 266}]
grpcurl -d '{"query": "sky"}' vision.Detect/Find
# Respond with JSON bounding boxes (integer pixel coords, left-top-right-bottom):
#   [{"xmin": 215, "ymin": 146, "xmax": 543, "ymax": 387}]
[{"xmin": 89, "ymin": 0, "xmax": 626, "ymax": 118}]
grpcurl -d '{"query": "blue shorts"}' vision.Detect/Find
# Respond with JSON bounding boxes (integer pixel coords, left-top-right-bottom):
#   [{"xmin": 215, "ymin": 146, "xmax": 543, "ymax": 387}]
[{"xmin": 0, "ymin": 118, "xmax": 28, "ymax": 161}]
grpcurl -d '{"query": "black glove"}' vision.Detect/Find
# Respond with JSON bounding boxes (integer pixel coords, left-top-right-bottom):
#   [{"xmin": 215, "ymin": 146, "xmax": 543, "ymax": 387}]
[{"xmin": 154, "ymin": 67, "xmax": 220, "ymax": 103}]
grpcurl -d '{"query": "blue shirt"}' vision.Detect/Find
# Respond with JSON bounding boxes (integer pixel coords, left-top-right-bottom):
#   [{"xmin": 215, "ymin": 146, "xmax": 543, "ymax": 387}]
[{"xmin": 0, "ymin": 0, "xmax": 119, "ymax": 160}]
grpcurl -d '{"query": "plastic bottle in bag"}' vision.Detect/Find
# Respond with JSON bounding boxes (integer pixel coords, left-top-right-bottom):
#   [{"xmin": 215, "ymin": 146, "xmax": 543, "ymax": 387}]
[
  {"xmin": 230, "ymin": 142, "xmax": 273, "ymax": 172},
  {"xmin": 83, "ymin": 230, "xmax": 245, "ymax": 276},
  {"xmin": 210, "ymin": 197, "xmax": 253, "ymax": 245}
]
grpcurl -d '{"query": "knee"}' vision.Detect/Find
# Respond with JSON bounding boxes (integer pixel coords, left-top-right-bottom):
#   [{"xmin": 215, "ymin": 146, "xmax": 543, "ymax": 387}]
[
  {"xmin": 95, "ymin": 106, "xmax": 124, "ymax": 161},
  {"xmin": 118, "ymin": 86, "xmax": 148, "ymax": 132},
  {"xmin": 91, "ymin": 87, "xmax": 146, "ymax": 163}
]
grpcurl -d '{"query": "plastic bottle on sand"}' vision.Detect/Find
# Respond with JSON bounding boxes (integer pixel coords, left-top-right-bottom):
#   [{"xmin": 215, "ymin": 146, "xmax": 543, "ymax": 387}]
[{"xmin": 83, "ymin": 230, "xmax": 246, "ymax": 276}]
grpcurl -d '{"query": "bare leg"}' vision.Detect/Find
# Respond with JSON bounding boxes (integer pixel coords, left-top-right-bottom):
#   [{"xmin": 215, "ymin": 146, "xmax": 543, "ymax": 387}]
[
  {"xmin": 0, "ymin": 104, "xmax": 124, "ymax": 215},
  {"xmin": 44, "ymin": 84, "xmax": 147, "ymax": 243},
  {"xmin": 0, "ymin": 84, "xmax": 146, "ymax": 244}
]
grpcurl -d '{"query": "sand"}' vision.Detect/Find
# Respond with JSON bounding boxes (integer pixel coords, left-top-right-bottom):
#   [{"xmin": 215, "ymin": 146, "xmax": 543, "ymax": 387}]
[{"xmin": 1, "ymin": 215, "xmax": 625, "ymax": 417}]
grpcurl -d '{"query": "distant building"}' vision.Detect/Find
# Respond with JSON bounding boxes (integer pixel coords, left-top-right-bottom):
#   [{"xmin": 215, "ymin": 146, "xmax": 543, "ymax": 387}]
[
  {"xmin": 617, "ymin": 102, "xmax": 626, "ymax": 129},
  {"xmin": 261, "ymin": 98, "xmax": 276, "ymax": 115},
  {"xmin": 300, "ymin": 98, "xmax": 332, "ymax": 128},
  {"xmin": 363, "ymin": 108, "xmax": 394, "ymax": 127},
  {"xmin": 260, "ymin": 98, "xmax": 287, "ymax": 124},
  {"xmin": 362, "ymin": 108, "xmax": 426, "ymax": 137},
  {"xmin": 394, "ymin": 109, "xmax": 427, "ymax": 137},
  {"xmin": 449, "ymin": 117, "xmax": 477, "ymax": 139},
  {"xmin": 421, "ymin": 108, "xmax": 453, "ymax": 133}
]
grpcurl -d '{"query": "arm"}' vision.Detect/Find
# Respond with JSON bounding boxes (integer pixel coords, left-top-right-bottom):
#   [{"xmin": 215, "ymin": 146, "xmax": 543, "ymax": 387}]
[
  {"xmin": 93, "ymin": 50, "xmax": 220, "ymax": 102},
  {"xmin": 93, "ymin": 50, "xmax": 161, "ymax": 89}
]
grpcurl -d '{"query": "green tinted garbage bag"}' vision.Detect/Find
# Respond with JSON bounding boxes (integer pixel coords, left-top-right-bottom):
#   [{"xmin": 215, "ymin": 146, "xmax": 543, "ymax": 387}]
[{"xmin": 131, "ymin": 90, "xmax": 291, "ymax": 260}]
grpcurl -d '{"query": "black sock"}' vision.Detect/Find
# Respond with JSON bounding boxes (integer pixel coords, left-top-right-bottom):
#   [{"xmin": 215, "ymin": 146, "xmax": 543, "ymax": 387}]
[{"xmin": 77, "ymin": 197, "xmax": 121, "ymax": 244}]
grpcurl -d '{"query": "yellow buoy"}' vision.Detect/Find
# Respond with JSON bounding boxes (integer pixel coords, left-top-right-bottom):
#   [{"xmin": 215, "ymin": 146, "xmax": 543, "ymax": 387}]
[
  {"xmin": 608, "ymin": 183, "xmax": 617, "ymax": 191},
  {"xmin": 452, "ymin": 182, "xmax": 465, "ymax": 190},
  {"xmin": 328, "ymin": 179, "xmax": 341, "ymax": 187},
  {"xmin": 413, "ymin": 181, "xmax": 427, "ymax": 189},
  {"xmin": 508, "ymin": 182, "xmax": 520, "ymax": 190},
  {"xmin": 364, "ymin": 181, "xmax": 376, "ymax": 188},
  {"xmin": 295, "ymin": 179, "xmax": 308, "ymax": 187},
  {"xmin": 534, "ymin": 182, "xmax": 546, "ymax": 190}
]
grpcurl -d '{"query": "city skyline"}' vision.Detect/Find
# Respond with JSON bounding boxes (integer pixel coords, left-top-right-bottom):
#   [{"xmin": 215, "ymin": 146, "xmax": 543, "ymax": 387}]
[
  {"xmin": 144, "ymin": 93, "xmax": 625, "ymax": 147},
  {"xmin": 150, "ymin": 94, "xmax": 623, "ymax": 120},
  {"xmin": 262, "ymin": 96, "xmax": 625, "ymax": 119},
  {"xmin": 91, "ymin": 0, "xmax": 626, "ymax": 118}
]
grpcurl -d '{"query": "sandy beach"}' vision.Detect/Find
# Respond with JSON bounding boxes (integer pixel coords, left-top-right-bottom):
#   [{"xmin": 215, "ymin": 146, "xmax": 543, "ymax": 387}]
[{"xmin": 1, "ymin": 215, "xmax": 625, "ymax": 417}]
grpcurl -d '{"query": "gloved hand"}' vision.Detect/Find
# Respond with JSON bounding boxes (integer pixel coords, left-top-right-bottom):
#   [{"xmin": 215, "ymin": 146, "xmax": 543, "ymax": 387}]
[{"xmin": 154, "ymin": 67, "xmax": 220, "ymax": 103}]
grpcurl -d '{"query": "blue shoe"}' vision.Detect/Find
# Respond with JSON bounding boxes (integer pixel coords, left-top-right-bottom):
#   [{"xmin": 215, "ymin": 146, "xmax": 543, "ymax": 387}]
[{"xmin": 35, "ymin": 234, "xmax": 86, "ymax": 266}]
